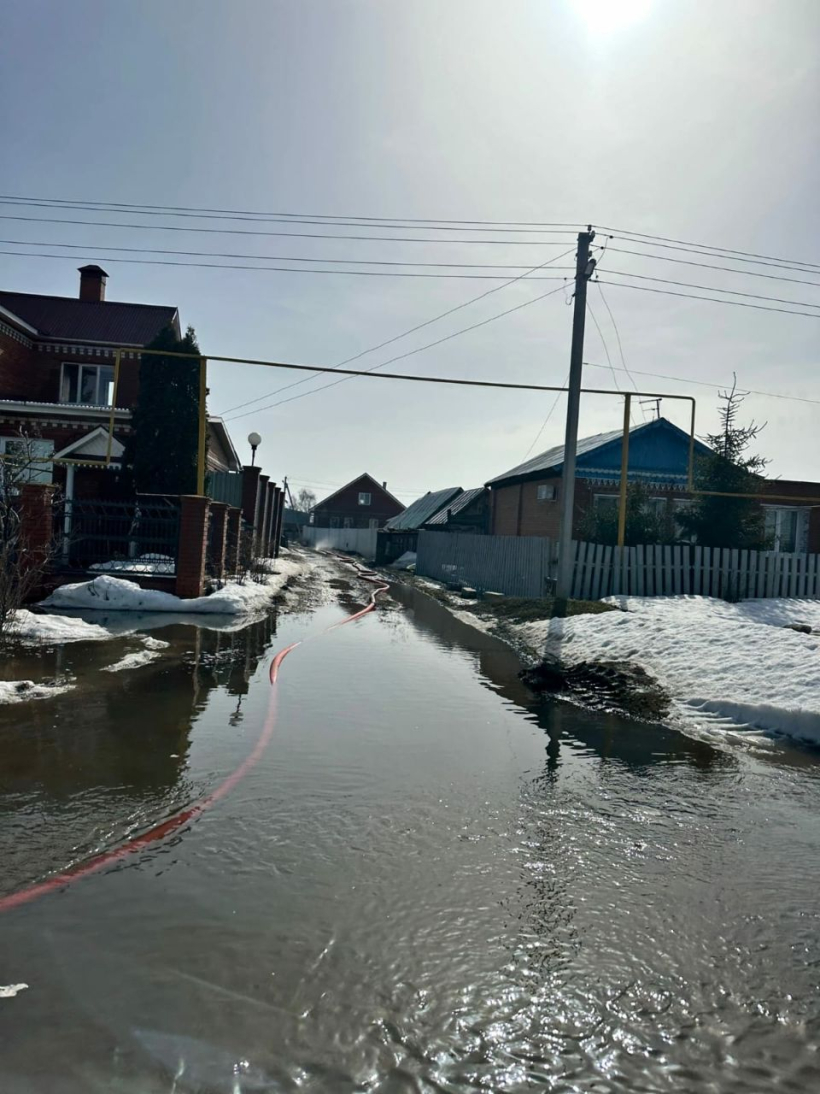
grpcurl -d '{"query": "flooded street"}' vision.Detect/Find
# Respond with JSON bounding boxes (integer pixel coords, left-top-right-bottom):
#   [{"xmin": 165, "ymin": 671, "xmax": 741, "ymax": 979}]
[{"xmin": 2, "ymin": 556, "xmax": 820, "ymax": 1093}]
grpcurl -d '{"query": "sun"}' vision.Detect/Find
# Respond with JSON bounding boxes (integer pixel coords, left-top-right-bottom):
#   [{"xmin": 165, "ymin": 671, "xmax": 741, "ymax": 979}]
[{"xmin": 573, "ymin": 0, "xmax": 653, "ymax": 34}]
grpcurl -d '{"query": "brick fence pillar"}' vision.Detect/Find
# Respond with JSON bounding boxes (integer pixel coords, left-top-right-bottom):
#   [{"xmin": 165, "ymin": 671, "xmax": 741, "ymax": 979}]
[
  {"xmin": 257, "ymin": 474, "xmax": 270, "ymax": 557},
  {"xmin": 176, "ymin": 495, "xmax": 210, "ymax": 599},
  {"xmin": 208, "ymin": 502, "xmax": 229, "ymax": 581},
  {"xmin": 241, "ymin": 465, "xmax": 262, "ymax": 540},
  {"xmin": 19, "ymin": 483, "xmax": 57, "ymax": 573},
  {"xmin": 225, "ymin": 506, "xmax": 242, "ymax": 575},
  {"xmin": 273, "ymin": 486, "xmax": 285, "ymax": 557},
  {"xmin": 263, "ymin": 480, "xmax": 276, "ymax": 556}
]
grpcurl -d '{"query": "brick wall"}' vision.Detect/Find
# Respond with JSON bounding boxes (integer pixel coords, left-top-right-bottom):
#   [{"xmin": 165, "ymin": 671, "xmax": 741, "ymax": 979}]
[
  {"xmin": 0, "ymin": 328, "xmax": 41, "ymax": 399},
  {"xmin": 0, "ymin": 332, "xmax": 144, "ymax": 406},
  {"xmin": 176, "ymin": 495, "xmax": 210, "ymax": 598}
]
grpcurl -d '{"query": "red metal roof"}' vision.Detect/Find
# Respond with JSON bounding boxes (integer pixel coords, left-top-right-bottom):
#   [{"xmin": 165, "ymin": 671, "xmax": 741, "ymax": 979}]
[{"xmin": 0, "ymin": 291, "xmax": 179, "ymax": 346}]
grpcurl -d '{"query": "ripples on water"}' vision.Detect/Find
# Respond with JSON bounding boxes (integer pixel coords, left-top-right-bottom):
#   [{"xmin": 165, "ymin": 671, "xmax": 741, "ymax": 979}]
[{"xmin": 1, "ymin": 572, "xmax": 819, "ymax": 1092}]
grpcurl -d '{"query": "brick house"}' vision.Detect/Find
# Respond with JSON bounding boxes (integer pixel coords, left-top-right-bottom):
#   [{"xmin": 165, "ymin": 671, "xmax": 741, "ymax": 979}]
[
  {"xmin": 486, "ymin": 416, "xmax": 820, "ymax": 552},
  {"xmin": 310, "ymin": 473, "xmax": 404, "ymax": 529},
  {"xmin": 0, "ymin": 265, "xmax": 241, "ymax": 506}
]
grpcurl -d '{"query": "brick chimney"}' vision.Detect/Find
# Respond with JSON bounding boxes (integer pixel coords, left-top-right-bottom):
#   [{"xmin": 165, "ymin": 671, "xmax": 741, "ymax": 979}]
[
  {"xmin": 382, "ymin": 481, "xmax": 387, "ymax": 489},
  {"xmin": 78, "ymin": 264, "xmax": 108, "ymax": 302}
]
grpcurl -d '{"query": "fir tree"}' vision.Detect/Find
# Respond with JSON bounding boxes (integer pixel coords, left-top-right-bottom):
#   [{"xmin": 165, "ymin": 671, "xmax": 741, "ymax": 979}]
[
  {"xmin": 127, "ymin": 325, "xmax": 202, "ymax": 495},
  {"xmin": 677, "ymin": 378, "xmax": 768, "ymax": 549}
]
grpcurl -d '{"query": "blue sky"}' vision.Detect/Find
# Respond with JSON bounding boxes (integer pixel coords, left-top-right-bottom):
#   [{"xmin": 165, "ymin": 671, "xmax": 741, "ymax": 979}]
[{"xmin": 2, "ymin": 0, "xmax": 819, "ymax": 501}]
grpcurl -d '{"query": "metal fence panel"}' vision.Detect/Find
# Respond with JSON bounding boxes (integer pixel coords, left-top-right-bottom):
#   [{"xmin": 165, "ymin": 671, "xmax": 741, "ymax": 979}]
[
  {"xmin": 416, "ymin": 531, "xmax": 553, "ymax": 598},
  {"xmin": 208, "ymin": 470, "xmax": 243, "ymax": 508},
  {"xmin": 59, "ymin": 497, "xmax": 180, "ymax": 575},
  {"xmin": 302, "ymin": 525, "xmax": 378, "ymax": 559}
]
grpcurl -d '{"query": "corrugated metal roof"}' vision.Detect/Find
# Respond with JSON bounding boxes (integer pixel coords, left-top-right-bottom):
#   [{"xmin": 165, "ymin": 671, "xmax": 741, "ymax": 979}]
[
  {"xmin": 0, "ymin": 291, "xmax": 179, "ymax": 345},
  {"xmin": 487, "ymin": 429, "xmax": 623, "ymax": 486},
  {"xmin": 424, "ymin": 487, "xmax": 485, "ymax": 526},
  {"xmin": 487, "ymin": 418, "xmax": 713, "ymax": 489},
  {"xmin": 385, "ymin": 486, "xmax": 462, "ymax": 530}
]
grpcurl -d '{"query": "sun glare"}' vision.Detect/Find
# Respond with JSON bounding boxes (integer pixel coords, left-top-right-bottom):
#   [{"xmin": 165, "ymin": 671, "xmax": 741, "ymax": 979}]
[{"xmin": 573, "ymin": 0, "xmax": 652, "ymax": 34}]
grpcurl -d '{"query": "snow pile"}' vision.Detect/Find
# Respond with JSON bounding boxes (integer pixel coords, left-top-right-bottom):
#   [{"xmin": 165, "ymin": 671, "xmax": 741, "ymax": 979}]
[
  {"xmin": 40, "ymin": 557, "xmax": 308, "ymax": 615},
  {"xmin": 0, "ymin": 983, "xmax": 28, "ymax": 999},
  {"xmin": 0, "ymin": 680, "xmax": 72, "ymax": 705},
  {"xmin": 514, "ymin": 596, "xmax": 820, "ymax": 746},
  {"xmin": 90, "ymin": 553, "xmax": 175, "ymax": 575},
  {"xmin": 102, "ymin": 648, "xmax": 163, "ymax": 673},
  {"xmin": 8, "ymin": 609, "xmax": 113, "ymax": 644},
  {"xmin": 391, "ymin": 551, "xmax": 417, "ymax": 571}
]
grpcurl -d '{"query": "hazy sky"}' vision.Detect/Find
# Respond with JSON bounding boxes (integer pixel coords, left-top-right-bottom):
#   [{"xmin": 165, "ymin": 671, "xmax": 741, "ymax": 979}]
[{"xmin": 3, "ymin": 0, "xmax": 819, "ymax": 503}]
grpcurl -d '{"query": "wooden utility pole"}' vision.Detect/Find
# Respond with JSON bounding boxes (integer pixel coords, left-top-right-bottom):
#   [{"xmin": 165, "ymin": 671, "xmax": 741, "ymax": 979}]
[{"xmin": 555, "ymin": 229, "xmax": 596, "ymax": 603}]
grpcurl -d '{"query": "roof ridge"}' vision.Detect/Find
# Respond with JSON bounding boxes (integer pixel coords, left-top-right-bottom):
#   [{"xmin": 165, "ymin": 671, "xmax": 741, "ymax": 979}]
[{"xmin": 0, "ymin": 290, "xmax": 176, "ymax": 311}]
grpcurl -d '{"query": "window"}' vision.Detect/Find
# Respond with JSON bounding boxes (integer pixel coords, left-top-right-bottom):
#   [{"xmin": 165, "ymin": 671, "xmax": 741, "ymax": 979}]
[
  {"xmin": 765, "ymin": 506, "xmax": 807, "ymax": 554},
  {"xmin": 0, "ymin": 437, "xmax": 54, "ymax": 488},
  {"xmin": 343, "ymin": 516, "xmax": 353, "ymax": 528},
  {"xmin": 368, "ymin": 518, "xmax": 379, "ymax": 530},
  {"xmin": 536, "ymin": 484, "xmax": 555, "ymax": 501},
  {"xmin": 593, "ymin": 494, "xmax": 619, "ymax": 512},
  {"xmin": 329, "ymin": 516, "xmax": 340, "ymax": 528},
  {"xmin": 60, "ymin": 363, "xmax": 115, "ymax": 407},
  {"xmin": 358, "ymin": 492, "xmax": 371, "ymax": 506}
]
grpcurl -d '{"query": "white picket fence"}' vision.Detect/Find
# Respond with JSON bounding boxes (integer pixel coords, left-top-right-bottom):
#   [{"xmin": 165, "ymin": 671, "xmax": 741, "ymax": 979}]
[
  {"xmin": 571, "ymin": 541, "xmax": 820, "ymax": 600},
  {"xmin": 301, "ymin": 525, "xmax": 378, "ymax": 559},
  {"xmin": 416, "ymin": 531, "xmax": 820, "ymax": 601}
]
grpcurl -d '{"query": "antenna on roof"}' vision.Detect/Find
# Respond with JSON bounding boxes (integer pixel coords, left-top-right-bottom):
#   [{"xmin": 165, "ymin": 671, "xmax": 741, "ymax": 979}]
[{"xmin": 640, "ymin": 397, "xmax": 661, "ymax": 420}]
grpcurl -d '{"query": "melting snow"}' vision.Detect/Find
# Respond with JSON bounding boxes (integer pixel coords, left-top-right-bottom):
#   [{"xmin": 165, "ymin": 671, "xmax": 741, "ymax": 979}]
[
  {"xmin": 514, "ymin": 596, "xmax": 820, "ymax": 746},
  {"xmin": 40, "ymin": 558, "xmax": 309, "ymax": 615},
  {"xmin": 0, "ymin": 681, "xmax": 72, "ymax": 705},
  {"xmin": 0, "ymin": 983, "xmax": 28, "ymax": 999}
]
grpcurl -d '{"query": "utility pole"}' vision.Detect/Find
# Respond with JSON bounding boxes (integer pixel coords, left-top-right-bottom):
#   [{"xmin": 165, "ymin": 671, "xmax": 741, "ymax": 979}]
[{"xmin": 555, "ymin": 228, "xmax": 596, "ymax": 604}]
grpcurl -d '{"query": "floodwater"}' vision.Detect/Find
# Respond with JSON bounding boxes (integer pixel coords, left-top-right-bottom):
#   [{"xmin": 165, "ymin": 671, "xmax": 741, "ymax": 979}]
[{"xmin": 1, "ymin": 558, "xmax": 820, "ymax": 1093}]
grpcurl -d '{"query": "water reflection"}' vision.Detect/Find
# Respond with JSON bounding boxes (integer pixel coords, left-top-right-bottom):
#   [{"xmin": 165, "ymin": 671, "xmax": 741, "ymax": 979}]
[
  {"xmin": 389, "ymin": 583, "xmax": 727, "ymax": 774},
  {"xmin": 0, "ymin": 612, "xmax": 279, "ymax": 896}
]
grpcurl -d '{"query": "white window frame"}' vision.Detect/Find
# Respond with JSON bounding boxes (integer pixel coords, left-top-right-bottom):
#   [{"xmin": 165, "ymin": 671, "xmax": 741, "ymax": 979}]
[
  {"xmin": 60, "ymin": 362, "xmax": 116, "ymax": 407},
  {"xmin": 0, "ymin": 436, "xmax": 54, "ymax": 486},
  {"xmin": 764, "ymin": 505, "xmax": 808, "ymax": 554},
  {"xmin": 536, "ymin": 483, "xmax": 555, "ymax": 501},
  {"xmin": 358, "ymin": 491, "xmax": 371, "ymax": 506}
]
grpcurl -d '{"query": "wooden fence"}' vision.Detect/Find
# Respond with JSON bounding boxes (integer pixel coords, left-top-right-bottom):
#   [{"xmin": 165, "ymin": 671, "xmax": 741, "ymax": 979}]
[
  {"xmin": 415, "ymin": 531, "xmax": 820, "ymax": 601},
  {"xmin": 302, "ymin": 525, "xmax": 378, "ymax": 559},
  {"xmin": 571, "ymin": 541, "xmax": 820, "ymax": 600}
]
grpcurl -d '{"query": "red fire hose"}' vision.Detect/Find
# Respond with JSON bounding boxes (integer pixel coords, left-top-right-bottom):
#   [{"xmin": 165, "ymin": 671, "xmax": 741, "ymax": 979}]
[{"xmin": 0, "ymin": 559, "xmax": 388, "ymax": 914}]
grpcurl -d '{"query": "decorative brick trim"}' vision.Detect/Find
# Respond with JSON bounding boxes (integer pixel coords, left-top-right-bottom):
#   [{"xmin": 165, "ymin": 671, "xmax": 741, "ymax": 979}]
[{"xmin": 0, "ymin": 320, "xmax": 33, "ymax": 348}]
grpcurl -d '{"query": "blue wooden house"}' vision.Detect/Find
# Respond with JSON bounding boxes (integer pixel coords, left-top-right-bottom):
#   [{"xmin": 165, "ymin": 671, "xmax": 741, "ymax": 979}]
[{"xmin": 486, "ymin": 417, "xmax": 711, "ymax": 539}]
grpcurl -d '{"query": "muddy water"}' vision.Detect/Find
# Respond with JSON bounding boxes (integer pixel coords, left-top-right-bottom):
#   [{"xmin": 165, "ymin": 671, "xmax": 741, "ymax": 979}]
[{"xmin": 1, "ymin": 564, "xmax": 820, "ymax": 1092}]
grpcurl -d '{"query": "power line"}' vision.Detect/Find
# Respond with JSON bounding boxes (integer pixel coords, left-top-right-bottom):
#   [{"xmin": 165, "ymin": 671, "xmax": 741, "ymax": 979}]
[
  {"xmin": 604, "ymin": 269, "xmax": 820, "ymax": 311},
  {"xmin": 0, "ymin": 248, "xmax": 574, "ymax": 281},
  {"xmin": 0, "ymin": 213, "xmax": 575, "ymax": 246},
  {"xmin": 595, "ymin": 281, "xmax": 642, "ymax": 404},
  {"xmin": 522, "ymin": 384, "xmax": 566, "ymax": 459},
  {"xmin": 583, "ymin": 360, "xmax": 820, "ymax": 408},
  {"xmin": 0, "ymin": 237, "xmax": 575, "ymax": 272},
  {"xmin": 599, "ymin": 225, "xmax": 820, "ymax": 272},
  {"xmin": 224, "ymin": 283, "xmax": 571, "ymax": 421},
  {"xmin": 586, "ymin": 298, "xmax": 620, "ymax": 393},
  {"xmin": 219, "ymin": 246, "xmax": 576, "ymax": 415},
  {"xmin": 6, "ymin": 193, "xmax": 818, "ymax": 271},
  {"xmin": 606, "ymin": 245, "xmax": 820, "ymax": 288},
  {"xmin": 0, "ymin": 198, "xmax": 583, "ymax": 236},
  {"xmin": 597, "ymin": 278, "xmax": 820, "ymax": 319}
]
